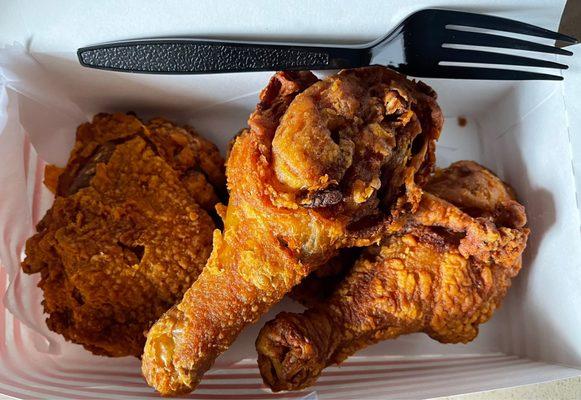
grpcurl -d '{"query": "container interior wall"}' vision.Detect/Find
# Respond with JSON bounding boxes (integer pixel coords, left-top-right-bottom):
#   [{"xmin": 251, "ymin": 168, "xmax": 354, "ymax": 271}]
[
  {"xmin": 2, "ymin": 47, "xmax": 581, "ymax": 400},
  {"xmin": 2, "ymin": 55, "xmax": 531, "ymax": 361},
  {"xmin": 475, "ymin": 78, "xmax": 581, "ymax": 368},
  {"xmin": 1, "ymin": 287, "xmax": 580, "ymax": 400},
  {"xmin": 2, "ymin": 1, "xmax": 581, "ymax": 398},
  {"xmin": 565, "ymin": 46, "xmax": 581, "ymax": 211}
]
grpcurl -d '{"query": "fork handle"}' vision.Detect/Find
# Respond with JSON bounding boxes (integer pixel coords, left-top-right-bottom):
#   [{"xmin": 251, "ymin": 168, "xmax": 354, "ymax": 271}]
[{"xmin": 77, "ymin": 40, "xmax": 369, "ymax": 74}]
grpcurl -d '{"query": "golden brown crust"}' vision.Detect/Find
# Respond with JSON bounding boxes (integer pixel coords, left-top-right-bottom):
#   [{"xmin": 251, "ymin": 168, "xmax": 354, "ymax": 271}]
[
  {"xmin": 22, "ymin": 113, "xmax": 223, "ymax": 357},
  {"xmin": 255, "ymin": 161, "xmax": 529, "ymax": 392},
  {"xmin": 425, "ymin": 160, "xmax": 526, "ymax": 228},
  {"xmin": 55, "ymin": 113, "xmax": 225, "ymax": 213},
  {"xmin": 141, "ymin": 67, "xmax": 443, "ymax": 396},
  {"xmin": 43, "ymin": 164, "xmax": 64, "ymax": 194}
]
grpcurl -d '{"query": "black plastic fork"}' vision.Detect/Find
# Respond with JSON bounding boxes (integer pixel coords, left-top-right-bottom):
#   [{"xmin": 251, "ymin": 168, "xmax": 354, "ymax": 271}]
[{"xmin": 78, "ymin": 9, "xmax": 578, "ymax": 80}]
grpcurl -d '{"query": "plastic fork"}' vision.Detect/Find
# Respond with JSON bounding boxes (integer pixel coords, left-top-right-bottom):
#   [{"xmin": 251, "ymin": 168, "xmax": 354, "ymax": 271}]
[{"xmin": 77, "ymin": 9, "xmax": 578, "ymax": 80}]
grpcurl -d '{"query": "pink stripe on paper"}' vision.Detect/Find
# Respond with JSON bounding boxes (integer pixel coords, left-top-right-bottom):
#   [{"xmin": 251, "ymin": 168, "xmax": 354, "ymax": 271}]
[
  {"xmin": 22, "ymin": 134, "xmax": 31, "ymax": 184},
  {"xmin": 9, "ymin": 320, "xmax": 139, "ymax": 398},
  {"xmin": 31, "ymin": 157, "xmax": 44, "ymax": 226},
  {"xmin": 0, "ymin": 269, "xmax": 6, "ymax": 362},
  {"xmin": 0, "ymin": 350, "xmax": 97, "ymax": 398}
]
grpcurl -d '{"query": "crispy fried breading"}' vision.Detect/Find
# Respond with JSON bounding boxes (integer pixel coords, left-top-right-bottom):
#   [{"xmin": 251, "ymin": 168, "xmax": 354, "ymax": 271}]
[
  {"xmin": 22, "ymin": 113, "xmax": 224, "ymax": 357},
  {"xmin": 255, "ymin": 161, "xmax": 529, "ymax": 391},
  {"xmin": 141, "ymin": 67, "xmax": 443, "ymax": 396},
  {"xmin": 55, "ymin": 113, "xmax": 225, "ymax": 213}
]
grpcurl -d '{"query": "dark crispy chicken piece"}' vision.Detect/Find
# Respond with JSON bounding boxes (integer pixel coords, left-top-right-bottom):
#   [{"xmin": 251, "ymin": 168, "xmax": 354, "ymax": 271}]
[
  {"xmin": 255, "ymin": 161, "xmax": 529, "ymax": 391},
  {"xmin": 141, "ymin": 67, "xmax": 443, "ymax": 396},
  {"xmin": 22, "ymin": 113, "xmax": 224, "ymax": 357},
  {"xmin": 288, "ymin": 248, "xmax": 359, "ymax": 308}
]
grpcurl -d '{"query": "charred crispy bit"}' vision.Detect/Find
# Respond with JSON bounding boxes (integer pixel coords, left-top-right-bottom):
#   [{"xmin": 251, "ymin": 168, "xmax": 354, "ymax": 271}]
[
  {"xmin": 255, "ymin": 161, "xmax": 529, "ymax": 391},
  {"xmin": 301, "ymin": 188, "xmax": 343, "ymax": 208},
  {"xmin": 22, "ymin": 113, "xmax": 225, "ymax": 357},
  {"xmin": 141, "ymin": 66, "xmax": 443, "ymax": 396}
]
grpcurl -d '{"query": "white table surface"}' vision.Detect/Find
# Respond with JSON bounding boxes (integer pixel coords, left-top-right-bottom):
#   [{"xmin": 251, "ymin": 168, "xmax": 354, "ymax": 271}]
[{"xmin": 435, "ymin": 377, "xmax": 581, "ymax": 400}]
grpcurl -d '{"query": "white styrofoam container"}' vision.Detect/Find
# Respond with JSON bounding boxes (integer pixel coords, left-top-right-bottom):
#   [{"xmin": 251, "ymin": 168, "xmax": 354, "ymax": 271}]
[{"xmin": 0, "ymin": 1, "xmax": 580, "ymax": 398}]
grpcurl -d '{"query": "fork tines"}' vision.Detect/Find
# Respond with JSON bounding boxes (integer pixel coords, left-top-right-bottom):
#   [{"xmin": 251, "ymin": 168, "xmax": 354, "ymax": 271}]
[{"xmin": 431, "ymin": 9, "xmax": 577, "ymax": 80}]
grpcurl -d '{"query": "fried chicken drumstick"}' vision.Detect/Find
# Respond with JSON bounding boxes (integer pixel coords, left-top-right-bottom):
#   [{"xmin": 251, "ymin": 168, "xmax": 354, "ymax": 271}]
[
  {"xmin": 141, "ymin": 67, "xmax": 443, "ymax": 395},
  {"xmin": 255, "ymin": 161, "xmax": 529, "ymax": 391},
  {"xmin": 22, "ymin": 113, "xmax": 224, "ymax": 357}
]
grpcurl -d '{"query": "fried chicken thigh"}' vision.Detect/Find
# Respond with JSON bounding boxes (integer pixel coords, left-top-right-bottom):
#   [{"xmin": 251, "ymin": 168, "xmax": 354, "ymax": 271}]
[
  {"xmin": 22, "ymin": 113, "xmax": 224, "ymax": 357},
  {"xmin": 255, "ymin": 161, "xmax": 529, "ymax": 391},
  {"xmin": 141, "ymin": 67, "xmax": 443, "ymax": 395}
]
